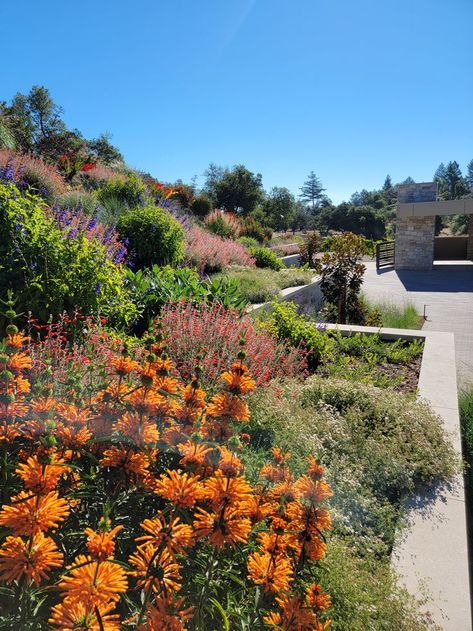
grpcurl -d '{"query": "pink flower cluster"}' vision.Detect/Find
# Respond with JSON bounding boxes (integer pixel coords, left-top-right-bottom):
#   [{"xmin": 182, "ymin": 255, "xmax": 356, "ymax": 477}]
[
  {"xmin": 160, "ymin": 301, "xmax": 308, "ymax": 390},
  {"xmin": 185, "ymin": 225, "xmax": 255, "ymax": 273},
  {"xmin": 0, "ymin": 149, "xmax": 66, "ymax": 198}
]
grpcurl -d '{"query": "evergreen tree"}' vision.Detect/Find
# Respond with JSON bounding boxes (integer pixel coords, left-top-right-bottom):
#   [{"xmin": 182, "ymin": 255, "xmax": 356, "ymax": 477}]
[
  {"xmin": 382, "ymin": 174, "xmax": 393, "ymax": 191},
  {"xmin": 434, "ymin": 163, "xmax": 447, "ymax": 181},
  {"xmin": 299, "ymin": 171, "xmax": 325, "ymax": 212},
  {"xmin": 213, "ymin": 164, "xmax": 264, "ymax": 213},
  {"xmin": 263, "ymin": 186, "xmax": 296, "ymax": 231},
  {"xmin": 466, "ymin": 159, "xmax": 473, "ymax": 189}
]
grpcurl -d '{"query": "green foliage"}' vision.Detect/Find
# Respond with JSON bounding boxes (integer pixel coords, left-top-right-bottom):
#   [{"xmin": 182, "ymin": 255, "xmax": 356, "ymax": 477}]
[
  {"xmin": 240, "ymin": 214, "xmax": 271, "ymax": 243},
  {"xmin": 215, "ymin": 268, "xmax": 313, "ymax": 304},
  {"xmin": 317, "ymin": 537, "xmax": 439, "ymax": 631},
  {"xmin": 316, "ymin": 203, "xmax": 386, "ymax": 239},
  {"xmin": 238, "ymin": 235, "xmax": 259, "ymax": 248},
  {"xmin": 247, "ymin": 245, "xmax": 282, "ymax": 270},
  {"xmin": 214, "ymin": 164, "xmax": 264, "ymax": 213},
  {"xmin": 459, "ymin": 386, "xmax": 473, "ymax": 456},
  {"xmin": 320, "ymin": 233, "xmax": 366, "ymax": 324},
  {"xmin": 55, "ymin": 190, "xmax": 99, "ymax": 215},
  {"xmin": 87, "ymin": 132, "xmax": 123, "ymax": 165},
  {"xmin": 300, "ymin": 231, "xmax": 322, "ymax": 269},
  {"xmin": 248, "ymin": 376, "xmax": 457, "ymax": 549},
  {"xmin": 117, "ymin": 203, "xmax": 185, "ymax": 269},
  {"xmin": 262, "ymin": 301, "xmax": 330, "ymax": 368},
  {"xmin": 190, "ymin": 193, "xmax": 213, "ymax": 217},
  {"xmin": 125, "ymin": 265, "xmax": 248, "ymax": 332},
  {"xmin": 0, "ymin": 182, "xmax": 136, "ymax": 330},
  {"xmin": 263, "ymin": 186, "xmax": 296, "ymax": 231},
  {"xmin": 299, "ymin": 171, "xmax": 327, "ymax": 211},
  {"xmin": 364, "ymin": 299, "xmax": 422, "ymax": 330},
  {"xmin": 0, "ymin": 119, "xmax": 15, "ymax": 150},
  {"xmin": 97, "ymin": 172, "xmax": 147, "ymax": 220},
  {"xmin": 204, "ymin": 210, "xmax": 238, "ymax": 239}
]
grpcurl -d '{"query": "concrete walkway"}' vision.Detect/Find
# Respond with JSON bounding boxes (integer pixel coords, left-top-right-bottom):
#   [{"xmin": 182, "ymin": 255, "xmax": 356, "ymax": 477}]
[{"xmin": 362, "ymin": 261, "xmax": 473, "ymax": 386}]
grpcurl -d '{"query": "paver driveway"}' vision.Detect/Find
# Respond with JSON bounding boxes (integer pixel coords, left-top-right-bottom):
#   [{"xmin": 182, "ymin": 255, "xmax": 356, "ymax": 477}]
[{"xmin": 361, "ymin": 261, "xmax": 473, "ymax": 386}]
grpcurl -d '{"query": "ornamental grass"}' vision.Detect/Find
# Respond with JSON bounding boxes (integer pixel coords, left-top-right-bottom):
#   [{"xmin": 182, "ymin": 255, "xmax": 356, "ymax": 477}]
[{"xmin": 0, "ymin": 322, "xmax": 331, "ymax": 630}]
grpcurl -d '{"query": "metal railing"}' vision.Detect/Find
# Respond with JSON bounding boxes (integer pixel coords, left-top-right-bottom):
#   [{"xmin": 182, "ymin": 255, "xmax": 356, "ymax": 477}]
[{"xmin": 376, "ymin": 240, "xmax": 395, "ymax": 269}]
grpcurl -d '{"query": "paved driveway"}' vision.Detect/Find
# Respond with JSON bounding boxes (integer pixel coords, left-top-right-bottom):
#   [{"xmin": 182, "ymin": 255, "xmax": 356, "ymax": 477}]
[{"xmin": 362, "ymin": 261, "xmax": 473, "ymax": 386}]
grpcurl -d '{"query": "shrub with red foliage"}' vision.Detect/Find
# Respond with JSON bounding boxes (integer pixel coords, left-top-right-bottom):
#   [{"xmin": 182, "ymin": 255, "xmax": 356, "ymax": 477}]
[
  {"xmin": 185, "ymin": 224, "xmax": 255, "ymax": 273},
  {"xmin": 0, "ymin": 149, "xmax": 66, "ymax": 201},
  {"xmin": 160, "ymin": 301, "xmax": 307, "ymax": 390},
  {"xmin": 78, "ymin": 163, "xmax": 121, "ymax": 190}
]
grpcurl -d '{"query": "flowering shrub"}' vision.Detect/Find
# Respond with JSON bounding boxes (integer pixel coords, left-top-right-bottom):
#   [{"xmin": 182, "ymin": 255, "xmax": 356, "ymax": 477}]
[
  {"xmin": 185, "ymin": 225, "xmax": 255, "ymax": 273},
  {"xmin": 204, "ymin": 209, "xmax": 241, "ymax": 239},
  {"xmin": 0, "ymin": 324, "xmax": 331, "ymax": 629},
  {"xmin": 160, "ymin": 302, "xmax": 308, "ymax": 389},
  {"xmin": 0, "ymin": 149, "xmax": 66, "ymax": 202},
  {"xmin": 78, "ymin": 163, "xmax": 120, "ymax": 190},
  {"xmin": 58, "ymin": 151, "xmax": 95, "ymax": 182},
  {"xmin": 248, "ymin": 246, "xmax": 283, "ymax": 270},
  {"xmin": 0, "ymin": 183, "xmax": 136, "ymax": 330}
]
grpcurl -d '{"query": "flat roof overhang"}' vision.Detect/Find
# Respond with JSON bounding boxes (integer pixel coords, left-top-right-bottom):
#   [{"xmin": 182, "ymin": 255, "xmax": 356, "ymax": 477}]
[{"xmin": 398, "ymin": 198, "xmax": 473, "ymax": 217}]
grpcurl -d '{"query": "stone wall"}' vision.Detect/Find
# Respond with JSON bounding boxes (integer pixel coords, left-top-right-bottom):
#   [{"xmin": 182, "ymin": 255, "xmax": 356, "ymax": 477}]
[
  {"xmin": 467, "ymin": 216, "xmax": 473, "ymax": 261},
  {"xmin": 395, "ymin": 215, "xmax": 436, "ymax": 270}
]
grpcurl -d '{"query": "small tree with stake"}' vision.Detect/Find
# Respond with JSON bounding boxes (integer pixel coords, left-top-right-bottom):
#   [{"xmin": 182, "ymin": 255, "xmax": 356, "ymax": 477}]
[{"xmin": 320, "ymin": 232, "xmax": 366, "ymax": 324}]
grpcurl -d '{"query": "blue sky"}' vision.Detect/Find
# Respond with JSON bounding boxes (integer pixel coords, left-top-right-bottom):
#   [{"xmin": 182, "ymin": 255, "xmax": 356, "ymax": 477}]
[{"xmin": 2, "ymin": 0, "xmax": 472, "ymax": 203}]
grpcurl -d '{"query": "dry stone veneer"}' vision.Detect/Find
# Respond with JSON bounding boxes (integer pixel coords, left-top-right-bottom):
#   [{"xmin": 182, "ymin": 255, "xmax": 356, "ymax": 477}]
[{"xmin": 395, "ymin": 215, "xmax": 436, "ymax": 270}]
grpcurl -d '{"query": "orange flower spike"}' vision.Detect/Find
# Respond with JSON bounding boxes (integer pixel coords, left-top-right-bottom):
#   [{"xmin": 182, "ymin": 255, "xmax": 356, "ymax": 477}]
[
  {"xmin": 111, "ymin": 356, "xmax": 139, "ymax": 376},
  {"xmin": 306, "ymin": 582, "xmax": 332, "ymax": 612},
  {"xmin": 218, "ymin": 446, "xmax": 243, "ymax": 477},
  {"xmin": 84, "ymin": 525, "xmax": 124, "ymax": 561},
  {"xmin": 7, "ymin": 352, "xmax": 32, "ymax": 374},
  {"xmin": 203, "ymin": 472, "xmax": 252, "ymax": 510},
  {"xmin": 137, "ymin": 516, "xmax": 194, "ymax": 555},
  {"xmin": 181, "ymin": 384, "xmax": 207, "ymax": 408},
  {"xmin": 264, "ymin": 594, "xmax": 320, "ymax": 630},
  {"xmin": 206, "ymin": 392, "xmax": 250, "ymax": 422},
  {"xmin": 0, "ymin": 490, "xmax": 70, "ymax": 535},
  {"xmin": 129, "ymin": 546, "xmax": 181, "ymax": 593},
  {"xmin": 49, "ymin": 600, "xmax": 121, "ymax": 631},
  {"xmin": 294, "ymin": 475, "xmax": 333, "ymax": 505},
  {"xmin": 0, "ymin": 532, "xmax": 63, "ymax": 585},
  {"xmin": 307, "ymin": 455, "xmax": 326, "ymax": 480},
  {"xmin": 220, "ymin": 362, "xmax": 256, "ymax": 395},
  {"xmin": 100, "ymin": 446, "xmax": 150, "ymax": 478},
  {"xmin": 139, "ymin": 595, "xmax": 193, "ymax": 631},
  {"xmin": 153, "ymin": 469, "xmax": 203, "ymax": 508},
  {"xmin": 113, "ymin": 411, "xmax": 159, "ymax": 446},
  {"xmin": 178, "ymin": 440, "xmax": 214, "ymax": 471},
  {"xmin": 16, "ymin": 454, "xmax": 69, "ymax": 493},
  {"xmin": 193, "ymin": 506, "xmax": 252, "ymax": 549},
  {"xmin": 247, "ymin": 551, "xmax": 294, "ymax": 593},
  {"xmin": 59, "ymin": 554, "xmax": 128, "ymax": 607},
  {"xmin": 5, "ymin": 333, "xmax": 29, "ymax": 349}
]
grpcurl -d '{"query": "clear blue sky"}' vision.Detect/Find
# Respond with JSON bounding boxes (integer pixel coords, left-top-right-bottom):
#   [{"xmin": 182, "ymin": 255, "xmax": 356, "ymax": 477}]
[{"xmin": 2, "ymin": 0, "xmax": 472, "ymax": 203}]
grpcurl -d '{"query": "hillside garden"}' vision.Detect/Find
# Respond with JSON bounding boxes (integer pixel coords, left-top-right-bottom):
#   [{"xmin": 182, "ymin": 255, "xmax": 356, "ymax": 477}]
[{"xmin": 0, "ymin": 89, "xmax": 459, "ymax": 630}]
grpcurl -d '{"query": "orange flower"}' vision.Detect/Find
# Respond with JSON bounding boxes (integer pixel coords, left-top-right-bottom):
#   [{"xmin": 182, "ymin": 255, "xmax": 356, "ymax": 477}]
[
  {"xmin": 220, "ymin": 363, "xmax": 256, "ymax": 394},
  {"xmin": 129, "ymin": 546, "xmax": 181, "ymax": 593},
  {"xmin": 263, "ymin": 595, "xmax": 318, "ymax": 630},
  {"xmin": 100, "ymin": 446, "xmax": 150, "ymax": 478},
  {"xmin": 307, "ymin": 456, "xmax": 325, "ymax": 480},
  {"xmin": 206, "ymin": 393, "xmax": 249, "ymax": 422},
  {"xmin": 294, "ymin": 476, "xmax": 333, "ymax": 505},
  {"xmin": 153, "ymin": 469, "xmax": 203, "ymax": 508},
  {"xmin": 247, "ymin": 551, "xmax": 293, "ymax": 593},
  {"xmin": 0, "ymin": 532, "xmax": 63, "ymax": 585},
  {"xmin": 49, "ymin": 600, "xmax": 121, "ymax": 630},
  {"xmin": 55, "ymin": 423, "xmax": 92, "ymax": 449},
  {"xmin": 203, "ymin": 473, "xmax": 251, "ymax": 509},
  {"xmin": 218, "ymin": 446, "xmax": 242, "ymax": 477},
  {"xmin": 178, "ymin": 440, "xmax": 213, "ymax": 471},
  {"xmin": 0, "ymin": 490, "xmax": 70, "ymax": 535},
  {"xmin": 0, "ymin": 421, "xmax": 21, "ymax": 443},
  {"xmin": 125, "ymin": 389, "xmax": 169, "ymax": 417},
  {"xmin": 59, "ymin": 555, "xmax": 128, "ymax": 607},
  {"xmin": 16, "ymin": 455, "xmax": 69, "ymax": 493},
  {"xmin": 306, "ymin": 582, "xmax": 332, "ymax": 611},
  {"xmin": 193, "ymin": 507, "xmax": 252, "ymax": 548},
  {"xmin": 111, "ymin": 356, "xmax": 139, "ymax": 376},
  {"xmin": 7, "ymin": 352, "xmax": 32, "ymax": 373},
  {"xmin": 137, "ymin": 516, "xmax": 194, "ymax": 555},
  {"xmin": 84, "ymin": 525, "xmax": 123, "ymax": 561},
  {"xmin": 6, "ymin": 333, "xmax": 29, "ymax": 349},
  {"xmin": 113, "ymin": 412, "xmax": 159, "ymax": 446},
  {"xmin": 139, "ymin": 594, "xmax": 193, "ymax": 631}
]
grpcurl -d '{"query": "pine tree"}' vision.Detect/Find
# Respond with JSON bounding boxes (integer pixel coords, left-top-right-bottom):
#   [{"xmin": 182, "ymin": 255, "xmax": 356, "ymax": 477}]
[
  {"xmin": 299, "ymin": 171, "xmax": 326, "ymax": 213},
  {"xmin": 466, "ymin": 159, "xmax": 473, "ymax": 189},
  {"xmin": 382, "ymin": 174, "xmax": 393, "ymax": 191},
  {"xmin": 434, "ymin": 163, "xmax": 447, "ymax": 181}
]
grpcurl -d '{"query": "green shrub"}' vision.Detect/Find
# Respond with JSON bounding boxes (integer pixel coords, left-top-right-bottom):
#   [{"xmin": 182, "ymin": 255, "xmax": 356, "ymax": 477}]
[
  {"xmin": 117, "ymin": 203, "xmax": 185, "ymax": 269},
  {"xmin": 97, "ymin": 172, "xmax": 147, "ymax": 220},
  {"xmin": 55, "ymin": 190, "xmax": 99, "ymax": 215},
  {"xmin": 190, "ymin": 193, "xmax": 212, "ymax": 217},
  {"xmin": 362, "ymin": 298, "xmax": 422, "ymax": 330},
  {"xmin": 248, "ymin": 245, "xmax": 283, "ymax": 270},
  {"xmin": 215, "ymin": 268, "xmax": 313, "ymax": 304},
  {"xmin": 238, "ymin": 235, "xmax": 259, "ymax": 248},
  {"xmin": 300, "ymin": 231, "xmax": 322, "ymax": 268},
  {"xmin": 262, "ymin": 301, "xmax": 331, "ymax": 368},
  {"xmin": 0, "ymin": 182, "xmax": 136, "ymax": 330},
  {"xmin": 248, "ymin": 376, "xmax": 457, "ymax": 548},
  {"xmin": 240, "ymin": 215, "xmax": 272, "ymax": 243},
  {"xmin": 125, "ymin": 265, "xmax": 248, "ymax": 333}
]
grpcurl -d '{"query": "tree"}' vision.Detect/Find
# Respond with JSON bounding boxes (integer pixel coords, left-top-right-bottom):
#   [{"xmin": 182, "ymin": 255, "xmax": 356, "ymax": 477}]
[
  {"xmin": 88, "ymin": 133, "xmax": 123, "ymax": 165},
  {"xmin": 434, "ymin": 163, "xmax": 447, "ymax": 181},
  {"xmin": 263, "ymin": 187, "xmax": 296, "ymax": 231},
  {"xmin": 214, "ymin": 164, "xmax": 264, "ymax": 213},
  {"xmin": 290, "ymin": 201, "xmax": 312, "ymax": 232},
  {"xmin": 382, "ymin": 174, "xmax": 393, "ymax": 191},
  {"xmin": 319, "ymin": 233, "xmax": 366, "ymax": 324},
  {"xmin": 316, "ymin": 203, "xmax": 385, "ymax": 239},
  {"xmin": 382, "ymin": 174, "xmax": 396, "ymax": 206},
  {"xmin": 299, "ymin": 171, "xmax": 326, "ymax": 212},
  {"xmin": 435, "ymin": 160, "xmax": 468, "ymax": 199},
  {"xmin": 203, "ymin": 163, "xmax": 225, "ymax": 203},
  {"xmin": 467, "ymin": 159, "xmax": 473, "ymax": 189}
]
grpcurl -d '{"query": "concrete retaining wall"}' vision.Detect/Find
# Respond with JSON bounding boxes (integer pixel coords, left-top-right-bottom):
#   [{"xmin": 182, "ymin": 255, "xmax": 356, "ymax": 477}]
[
  {"xmin": 280, "ymin": 253, "xmax": 301, "ymax": 267},
  {"xmin": 249, "ymin": 277, "xmax": 323, "ymax": 315}
]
